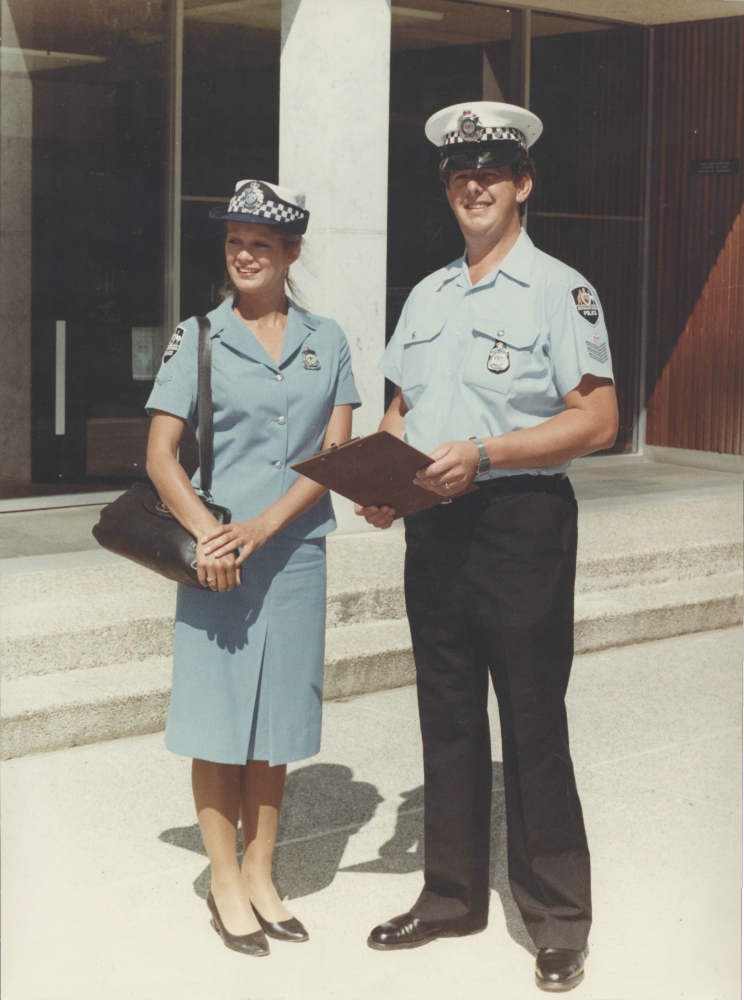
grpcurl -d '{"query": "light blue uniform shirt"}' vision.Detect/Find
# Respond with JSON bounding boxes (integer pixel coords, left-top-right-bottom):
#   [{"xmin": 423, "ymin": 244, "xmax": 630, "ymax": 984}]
[
  {"xmin": 146, "ymin": 296, "xmax": 361, "ymax": 537},
  {"xmin": 378, "ymin": 229, "xmax": 615, "ymax": 479}
]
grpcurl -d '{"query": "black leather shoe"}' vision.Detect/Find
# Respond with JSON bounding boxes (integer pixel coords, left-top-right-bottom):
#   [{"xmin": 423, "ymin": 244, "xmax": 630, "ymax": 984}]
[
  {"xmin": 206, "ymin": 891, "xmax": 270, "ymax": 956},
  {"xmin": 252, "ymin": 903, "xmax": 309, "ymax": 942},
  {"xmin": 535, "ymin": 948, "xmax": 587, "ymax": 992},
  {"xmin": 367, "ymin": 911, "xmax": 485, "ymax": 951}
]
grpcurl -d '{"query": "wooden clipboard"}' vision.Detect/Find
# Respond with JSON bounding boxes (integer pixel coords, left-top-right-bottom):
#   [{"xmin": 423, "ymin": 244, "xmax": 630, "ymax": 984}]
[{"xmin": 291, "ymin": 431, "xmax": 478, "ymax": 518}]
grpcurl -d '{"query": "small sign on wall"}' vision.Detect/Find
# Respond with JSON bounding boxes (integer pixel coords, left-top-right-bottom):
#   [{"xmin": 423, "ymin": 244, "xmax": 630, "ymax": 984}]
[
  {"xmin": 132, "ymin": 327, "xmax": 163, "ymax": 380},
  {"xmin": 690, "ymin": 159, "xmax": 739, "ymax": 176}
]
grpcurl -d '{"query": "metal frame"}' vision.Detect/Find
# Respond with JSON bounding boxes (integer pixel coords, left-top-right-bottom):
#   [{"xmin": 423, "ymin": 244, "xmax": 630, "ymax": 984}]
[
  {"xmin": 636, "ymin": 27, "xmax": 654, "ymax": 455},
  {"xmin": 162, "ymin": 0, "xmax": 184, "ymax": 342}
]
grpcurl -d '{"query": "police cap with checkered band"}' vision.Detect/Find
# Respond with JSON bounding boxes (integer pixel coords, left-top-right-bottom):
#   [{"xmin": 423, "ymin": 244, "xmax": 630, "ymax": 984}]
[
  {"xmin": 425, "ymin": 101, "xmax": 543, "ymax": 173},
  {"xmin": 209, "ymin": 179, "xmax": 310, "ymax": 234}
]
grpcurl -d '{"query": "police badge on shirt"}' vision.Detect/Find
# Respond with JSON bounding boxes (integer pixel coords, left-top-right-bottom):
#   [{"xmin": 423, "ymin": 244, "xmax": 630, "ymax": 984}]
[
  {"xmin": 302, "ymin": 345, "xmax": 320, "ymax": 370},
  {"xmin": 487, "ymin": 337, "xmax": 510, "ymax": 374}
]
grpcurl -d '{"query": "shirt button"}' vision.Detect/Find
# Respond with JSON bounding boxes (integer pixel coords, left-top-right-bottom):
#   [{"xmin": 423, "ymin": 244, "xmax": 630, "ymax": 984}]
[
  {"xmin": 277, "ymin": 416, "xmax": 285, "ymax": 425},
  {"xmin": 274, "ymin": 461, "xmax": 282, "ymax": 468},
  {"xmin": 455, "ymin": 331, "xmax": 462, "ymax": 336},
  {"xmin": 275, "ymin": 373, "xmax": 283, "ymax": 381}
]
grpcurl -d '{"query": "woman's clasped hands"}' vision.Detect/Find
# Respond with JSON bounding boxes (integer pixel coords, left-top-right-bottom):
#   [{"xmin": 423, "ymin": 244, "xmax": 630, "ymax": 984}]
[{"xmin": 197, "ymin": 516, "xmax": 275, "ymax": 591}]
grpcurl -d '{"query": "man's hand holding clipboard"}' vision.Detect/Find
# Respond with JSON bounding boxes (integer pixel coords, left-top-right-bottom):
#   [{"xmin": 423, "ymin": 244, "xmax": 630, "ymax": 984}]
[{"xmin": 290, "ymin": 431, "xmax": 478, "ymax": 526}]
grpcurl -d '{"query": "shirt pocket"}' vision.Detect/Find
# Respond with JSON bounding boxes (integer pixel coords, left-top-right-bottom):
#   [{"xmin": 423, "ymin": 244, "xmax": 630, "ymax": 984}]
[
  {"xmin": 462, "ymin": 317, "xmax": 540, "ymax": 396},
  {"xmin": 399, "ymin": 318, "xmax": 444, "ymax": 406}
]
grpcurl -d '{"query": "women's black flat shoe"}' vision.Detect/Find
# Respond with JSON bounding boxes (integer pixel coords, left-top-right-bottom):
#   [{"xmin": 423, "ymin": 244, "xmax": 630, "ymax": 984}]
[
  {"xmin": 252, "ymin": 903, "xmax": 309, "ymax": 942},
  {"xmin": 206, "ymin": 891, "xmax": 270, "ymax": 956}
]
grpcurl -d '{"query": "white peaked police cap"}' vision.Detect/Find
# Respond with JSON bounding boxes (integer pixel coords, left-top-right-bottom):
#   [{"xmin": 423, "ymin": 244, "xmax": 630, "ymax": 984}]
[{"xmin": 425, "ymin": 101, "xmax": 543, "ymax": 171}]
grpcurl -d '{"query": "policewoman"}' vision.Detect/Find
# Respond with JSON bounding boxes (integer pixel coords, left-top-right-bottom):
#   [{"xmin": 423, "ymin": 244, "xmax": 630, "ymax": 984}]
[
  {"xmin": 146, "ymin": 179, "xmax": 360, "ymax": 956},
  {"xmin": 357, "ymin": 103, "xmax": 617, "ymax": 992}
]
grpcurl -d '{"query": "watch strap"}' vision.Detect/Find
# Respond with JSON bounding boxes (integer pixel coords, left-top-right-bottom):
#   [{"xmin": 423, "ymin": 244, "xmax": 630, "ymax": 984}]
[{"xmin": 469, "ymin": 436, "xmax": 491, "ymax": 476}]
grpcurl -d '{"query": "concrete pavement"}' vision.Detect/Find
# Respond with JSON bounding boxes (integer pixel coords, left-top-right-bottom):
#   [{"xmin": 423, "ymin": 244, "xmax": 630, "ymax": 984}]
[{"xmin": 2, "ymin": 626, "xmax": 741, "ymax": 1000}]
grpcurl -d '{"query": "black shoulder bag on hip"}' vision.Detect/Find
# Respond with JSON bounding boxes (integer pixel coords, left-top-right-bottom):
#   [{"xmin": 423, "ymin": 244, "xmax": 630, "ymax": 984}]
[{"xmin": 92, "ymin": 317, "xmax": 232, "ymax": 587}]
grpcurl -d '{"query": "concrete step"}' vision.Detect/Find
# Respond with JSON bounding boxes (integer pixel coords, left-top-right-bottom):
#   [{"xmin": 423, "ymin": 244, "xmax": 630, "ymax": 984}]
[
  {"xmin": 3, "ymin": 573, "xmax": 741, "ymax": 759},
  {"xmin": 2, "ymin": 497, "xmax": 741, "ymax": 681},
  {"xmin": 0, "ymin": 620, "xmax": 414, "ymax": 759}
]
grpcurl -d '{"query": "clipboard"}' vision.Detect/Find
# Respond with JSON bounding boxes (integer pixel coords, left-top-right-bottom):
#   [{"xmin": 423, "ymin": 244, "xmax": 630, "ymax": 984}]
[{"xmin": 291, "ymin": 431, "xmax": 478, "ymax": 518}]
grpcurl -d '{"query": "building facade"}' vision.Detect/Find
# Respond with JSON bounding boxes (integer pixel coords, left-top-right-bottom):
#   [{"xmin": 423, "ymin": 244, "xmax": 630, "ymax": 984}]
[{"xmin": 1, "ymin": 0, "xmax": 742, "ymax": 503}]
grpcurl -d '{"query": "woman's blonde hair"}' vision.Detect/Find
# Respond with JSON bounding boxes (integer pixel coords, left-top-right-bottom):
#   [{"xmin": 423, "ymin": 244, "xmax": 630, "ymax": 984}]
[{"xmin": 219, "ymin": 229, "xmax": 305, "ymax": 302}]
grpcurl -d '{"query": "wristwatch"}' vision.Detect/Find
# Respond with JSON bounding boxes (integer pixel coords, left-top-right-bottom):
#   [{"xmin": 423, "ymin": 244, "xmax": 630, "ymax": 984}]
[{"xmin": 469, "ymin": 436, "xmax": 491, "ymax": 476}]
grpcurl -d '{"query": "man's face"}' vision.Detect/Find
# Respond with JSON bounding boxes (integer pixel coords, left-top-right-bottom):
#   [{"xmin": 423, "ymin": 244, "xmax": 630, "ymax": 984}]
[{"xmin": 444, "ymin": 166, "xmax": 532, "ymax": 240}]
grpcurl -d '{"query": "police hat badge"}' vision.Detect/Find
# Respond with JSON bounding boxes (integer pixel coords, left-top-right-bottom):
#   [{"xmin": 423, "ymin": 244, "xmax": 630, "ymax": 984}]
[
  {"xmin": 457, "ymin": 111, "xmax": 484, "ymax": 142},
  {"xmin": 243, "ymin": 181, "xmax": 264, "ymax": 211},
  {"xmin": 487, "ymin": 338, "xmax": 510, "ymax": 374},
  {"xmin": 302, "ymin": 345, "xmax": 320, "ymax": 370}
]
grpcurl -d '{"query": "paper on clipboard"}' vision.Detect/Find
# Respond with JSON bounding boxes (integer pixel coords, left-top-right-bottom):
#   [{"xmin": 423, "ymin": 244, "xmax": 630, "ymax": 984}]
[{"xmin": 291, "ymin": 431, "xmax": 478, "ymax": 518}]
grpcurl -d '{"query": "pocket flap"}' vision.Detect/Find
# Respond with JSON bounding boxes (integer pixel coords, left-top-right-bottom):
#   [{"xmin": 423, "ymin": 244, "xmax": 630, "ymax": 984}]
[
  {"xmin": 400, "ymin": 318, "xmax": 445, "ymax": 345},
  {"xmin": 472, "ymin": 316, "xmax": 539, "ymax": 349}
]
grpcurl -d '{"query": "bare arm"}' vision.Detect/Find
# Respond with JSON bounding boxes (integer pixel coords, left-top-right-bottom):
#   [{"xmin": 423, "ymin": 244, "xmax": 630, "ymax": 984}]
[
  {"xmin": 379, "ymin": 385, "xmax": 408, "ymax": 439},
  {"xmin": 202, "ymin": 404, "xmax": 354, "ymax": 563},
  {"xmin": 416, "ymin": 375, "xmax": 618, "ymax": 495}
]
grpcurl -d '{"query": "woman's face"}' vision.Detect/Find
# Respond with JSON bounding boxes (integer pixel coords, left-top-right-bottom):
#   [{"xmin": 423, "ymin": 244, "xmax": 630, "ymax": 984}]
[{"xmin": 224, "ymin": 223, "xmax": 298, "ymax": 299}]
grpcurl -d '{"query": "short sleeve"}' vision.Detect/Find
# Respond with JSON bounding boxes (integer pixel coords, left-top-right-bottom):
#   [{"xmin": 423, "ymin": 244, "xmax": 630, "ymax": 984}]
[
  {"xmin": 549, "ymin": 276, "xmax": 615, "ymax": 398},
  {"xmin": 145, "ymin": 319, "xmax": 199, "ymax": 422},
  {"xmin": 332, "ymin": 328, "xmax": 362, "ymax": 409},
  {"xmin": 377, "ymin": 291, "xmax": 413, "ymax": 386}
]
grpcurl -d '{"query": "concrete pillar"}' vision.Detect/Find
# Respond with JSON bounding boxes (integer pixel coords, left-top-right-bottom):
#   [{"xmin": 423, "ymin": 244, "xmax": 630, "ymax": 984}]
[
  {"xmin": 280, "ymin": 0, "xmax": 391, "ymax": 531},
  {"xmin": 0, "ymin": 0, "xmax": 33, "ymax": 481}
]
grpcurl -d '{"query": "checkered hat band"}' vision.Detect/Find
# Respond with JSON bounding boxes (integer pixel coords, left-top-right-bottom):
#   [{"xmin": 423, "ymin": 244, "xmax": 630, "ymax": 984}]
[
  {"xmin": 228, "ymin": 190, "xmax": 305, "ymax": 223},
  {"xmin": 442, "ymin": 126, "xmax": 525, "ymax": 147}
]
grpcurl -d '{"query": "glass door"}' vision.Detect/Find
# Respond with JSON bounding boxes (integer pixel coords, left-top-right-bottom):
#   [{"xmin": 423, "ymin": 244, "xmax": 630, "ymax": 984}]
[{"xmin": 2, "ymin": 0, "xmax": 169, "ymax": 490}]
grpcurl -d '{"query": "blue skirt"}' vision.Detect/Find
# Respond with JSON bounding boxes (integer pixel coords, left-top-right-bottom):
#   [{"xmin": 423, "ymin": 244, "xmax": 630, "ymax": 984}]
[{"xmin": 165, "ymin": 534, "xmax": 326, "ymax": 766}]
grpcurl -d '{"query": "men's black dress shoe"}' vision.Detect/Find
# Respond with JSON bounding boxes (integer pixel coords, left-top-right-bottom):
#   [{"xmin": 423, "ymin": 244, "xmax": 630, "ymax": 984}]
[
  {"xmin": 206, "ymin": 891, "xmax": 270, "ymax": 956},
  {"xmin": 367, "ymin": 912, "xmax": 485, "ymax": 951},
  {"xmin": 535, "ymin": 948, "xmax": 587, "ymax": 992},
  {"xmin": 251, "ymin": 903, "xmax": 309, "ymax": 942}
]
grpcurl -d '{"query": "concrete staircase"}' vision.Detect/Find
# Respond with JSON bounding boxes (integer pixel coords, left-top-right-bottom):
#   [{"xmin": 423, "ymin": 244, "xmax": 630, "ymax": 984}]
[{"xmin": 1, "ymin": 495, "xmax": 741, "ymax": 759}]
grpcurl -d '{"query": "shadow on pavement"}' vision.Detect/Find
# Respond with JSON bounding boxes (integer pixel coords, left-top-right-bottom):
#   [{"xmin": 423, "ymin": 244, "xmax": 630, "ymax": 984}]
[
  {"xmin": 342, "ymin": 762, "xmax": 534, "ymax": 955},
  {"xmin": 158, "ymin": 761, "xmax": 531, "ymax": 952},
  {"xmin": 159, "ymin": 762, "xmax": 383, "ymax": 902}
]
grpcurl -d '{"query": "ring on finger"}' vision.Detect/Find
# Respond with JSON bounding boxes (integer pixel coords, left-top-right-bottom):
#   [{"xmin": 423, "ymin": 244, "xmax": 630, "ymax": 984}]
[
  {"xmin": 445, "ymin": 482, "xmax": 451, "ymax": 491},
  {"xmin": 207, "ymin": 577, "xmax": 216, "ymax": 583}
]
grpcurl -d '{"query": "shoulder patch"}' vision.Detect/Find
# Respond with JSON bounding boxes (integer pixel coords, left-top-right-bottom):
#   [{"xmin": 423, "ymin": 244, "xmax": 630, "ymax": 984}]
[
  {"xmin": 162, "ymin": 325, "xmax": 185, "ymax": 365},
  {"xmin": 571, "ymin": 286, "xmax": 600, "ymax": 326}
]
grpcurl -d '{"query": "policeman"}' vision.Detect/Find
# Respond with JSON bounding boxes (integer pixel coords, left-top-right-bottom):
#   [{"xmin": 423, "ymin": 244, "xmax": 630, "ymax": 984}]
[{"xmin": 357, "ymin": 102, "xmax": 618, "ymax": 993}]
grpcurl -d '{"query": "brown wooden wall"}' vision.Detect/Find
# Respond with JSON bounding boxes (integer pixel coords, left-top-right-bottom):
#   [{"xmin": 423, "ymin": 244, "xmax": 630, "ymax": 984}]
[{"xmin": 646, "ymin": 17, "xmax": 744, "ymax": 454}]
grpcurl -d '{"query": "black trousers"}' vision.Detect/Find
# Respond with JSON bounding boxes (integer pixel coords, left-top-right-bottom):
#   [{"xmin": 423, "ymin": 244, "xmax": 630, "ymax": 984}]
[{"xmin": 405, "ymin": 475, "xmax": 591, "ymax": 951}]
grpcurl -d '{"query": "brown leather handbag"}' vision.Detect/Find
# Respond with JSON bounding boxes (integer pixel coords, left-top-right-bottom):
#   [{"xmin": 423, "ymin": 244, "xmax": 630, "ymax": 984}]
[{"xmin": 92, "ymin": 317, "xmax": 232, "ymax": 587}]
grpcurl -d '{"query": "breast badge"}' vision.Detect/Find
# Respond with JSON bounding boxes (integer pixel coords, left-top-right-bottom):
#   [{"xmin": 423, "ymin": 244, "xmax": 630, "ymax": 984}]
[
  {"xmin": 487, "ymin": 337, "xmax": 510, "ymax": 374},
  {"xmin": 162, "ymin": 326, "xmax": 185, "ymax": 365},
  {"xmin": 302, "ymin": 345, "xmax": 320, "ymax": 370},
  {"xmin": 571, "ymin": 286, "xmax": 600, "ymax": 326}
]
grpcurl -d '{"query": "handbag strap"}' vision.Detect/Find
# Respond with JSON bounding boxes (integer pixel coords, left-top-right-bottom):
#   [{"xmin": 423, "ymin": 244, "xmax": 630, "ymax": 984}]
[{"xmin": 196, "ymin": 317, "xmax": 214, "ymax": 498}]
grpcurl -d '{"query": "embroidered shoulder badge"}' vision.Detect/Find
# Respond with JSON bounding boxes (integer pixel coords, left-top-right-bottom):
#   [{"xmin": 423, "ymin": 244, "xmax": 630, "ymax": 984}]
[
  {"xmin": 571, "ymin": 286, "xmax": 600, "ymax": 326},
  {"xmin": 302, "ymin": 345, "xmax": 320, "ymax": 370},
  {"xmin": 162, "ymin": 325, "xmax": 185, "ymax": 365}
]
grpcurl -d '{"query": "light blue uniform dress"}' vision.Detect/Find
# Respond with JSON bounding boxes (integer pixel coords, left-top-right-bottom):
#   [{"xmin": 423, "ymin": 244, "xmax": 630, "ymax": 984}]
[
  {"xmin": 379, "ymin": 229, "xmax": 614, "ymax": 469},
  {"xmin": 146, "ymin": 297, "xmax": 361, "ymax": 765}
]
